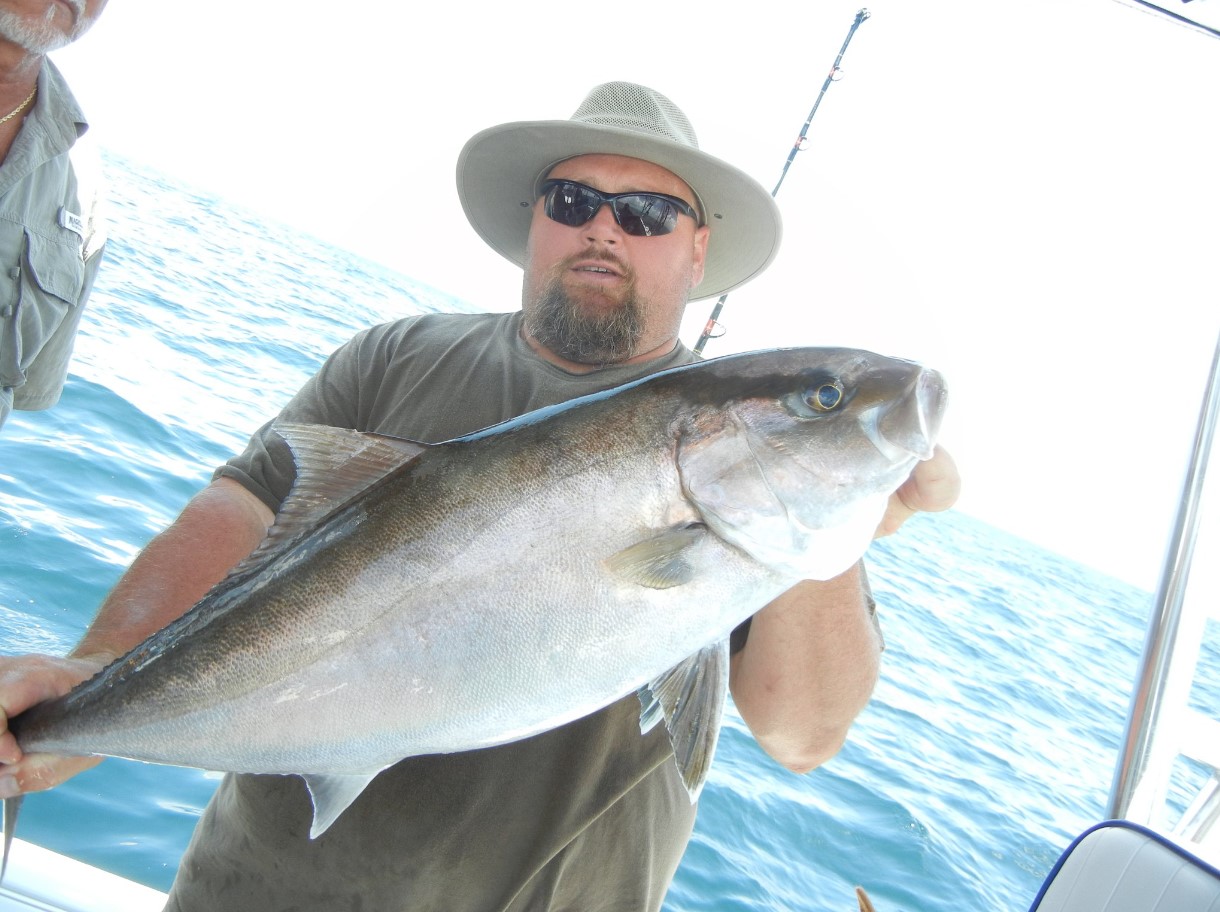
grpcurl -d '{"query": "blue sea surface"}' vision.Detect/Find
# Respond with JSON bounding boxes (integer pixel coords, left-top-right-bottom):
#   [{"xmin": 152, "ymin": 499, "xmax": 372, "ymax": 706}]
[{"xmin": 0, "ymin": 154, "xmax": 1213, "ymax": 910}]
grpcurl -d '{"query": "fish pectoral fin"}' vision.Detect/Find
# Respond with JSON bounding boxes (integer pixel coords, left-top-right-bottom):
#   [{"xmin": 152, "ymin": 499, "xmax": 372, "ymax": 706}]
[
  {"xmin": 300, "ymin": 770, "xmax": 384, "ymax": 839},
  {"xmin": 605, "ymin": 525, "xmax": 707, "ymax": 590},
  {"xmin": 636, "ymin": 639, "xmax": 729, "ymax": 801}
]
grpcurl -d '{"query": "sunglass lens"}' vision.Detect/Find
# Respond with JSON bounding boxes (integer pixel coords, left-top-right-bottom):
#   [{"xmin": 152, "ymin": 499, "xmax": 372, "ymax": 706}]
[
  {"xmin": 547, "ymin": 183, "xmax": 601, "ymax": 227},
  {"xmin": 614, "ymin": 195, "xmax": 678, "ymax": 237}
]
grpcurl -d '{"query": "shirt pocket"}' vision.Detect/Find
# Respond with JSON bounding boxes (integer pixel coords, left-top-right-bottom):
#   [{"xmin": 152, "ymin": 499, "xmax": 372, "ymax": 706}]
[{"xmin": 0, "ymin": 229, "xmax": 86, "ymax": 390}]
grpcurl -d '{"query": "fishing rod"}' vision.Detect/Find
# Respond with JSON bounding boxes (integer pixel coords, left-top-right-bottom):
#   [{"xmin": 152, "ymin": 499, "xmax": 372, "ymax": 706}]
[
  {"xmin": 693, "ymin": 7, "xmax": 872, "ymax": 356},
  {"xmin": 1118, "ymin": 0, "xmax": 1220, "ymax": 41}
]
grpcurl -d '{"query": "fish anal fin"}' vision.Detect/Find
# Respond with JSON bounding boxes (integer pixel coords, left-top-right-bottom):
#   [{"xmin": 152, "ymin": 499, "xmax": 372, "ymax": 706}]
[
  {"xmin": 606, "ymin": 525, "xmax": 707, "ymax": 590},
  {"xmin": 301, "ymin": 771, "xmax": 384, "ymax": 839},
  {"xmin": 636, "ymin": 639, "xmax": 729, "ymax": 801}
]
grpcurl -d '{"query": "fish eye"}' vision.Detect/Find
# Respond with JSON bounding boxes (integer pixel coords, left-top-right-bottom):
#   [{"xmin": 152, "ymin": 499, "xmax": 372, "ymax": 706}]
[
  {"xmin": 807, "ymin": 382, "xmax": 844, "ymax": 412},
  {"xmin": 783, "ymin": 378, "xmax": 847, "ymax": 418}
]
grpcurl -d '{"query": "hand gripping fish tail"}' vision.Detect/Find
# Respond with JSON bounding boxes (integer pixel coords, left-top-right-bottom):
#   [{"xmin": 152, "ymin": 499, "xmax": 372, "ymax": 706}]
[{"xmin": 2, "ymin": 346, "xmax": 946, "ymax": 849}]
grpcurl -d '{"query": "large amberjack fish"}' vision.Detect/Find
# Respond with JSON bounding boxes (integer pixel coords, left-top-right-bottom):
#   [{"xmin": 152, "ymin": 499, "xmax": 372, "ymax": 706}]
[{"xmin": 4, "ymin": 347, "xmax": 946, "ymax": 856}]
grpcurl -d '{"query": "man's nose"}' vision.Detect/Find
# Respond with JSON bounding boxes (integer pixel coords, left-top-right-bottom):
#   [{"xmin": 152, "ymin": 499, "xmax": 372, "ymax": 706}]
[{"xmin": 583, "ymin": 203, "xmax": 624, "ymax": 244}]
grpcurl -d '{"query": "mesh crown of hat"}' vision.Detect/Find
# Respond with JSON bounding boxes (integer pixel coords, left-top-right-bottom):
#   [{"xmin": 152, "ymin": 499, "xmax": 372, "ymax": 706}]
[{"xmin": 571, "ymin": 83, "xmax": 700, "ymax": 149}]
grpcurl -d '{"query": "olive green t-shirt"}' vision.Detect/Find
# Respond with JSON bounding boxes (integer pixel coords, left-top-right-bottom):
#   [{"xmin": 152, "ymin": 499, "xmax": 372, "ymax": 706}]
[{"xmin": 166, "ymin": 311, "xmax": 701, "ymax": 912}]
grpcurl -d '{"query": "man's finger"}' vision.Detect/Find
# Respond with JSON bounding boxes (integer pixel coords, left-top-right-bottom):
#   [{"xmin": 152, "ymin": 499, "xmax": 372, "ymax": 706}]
[{"xmin": 0, "ymin": 753, "xmax": 103, "ymax": 798}]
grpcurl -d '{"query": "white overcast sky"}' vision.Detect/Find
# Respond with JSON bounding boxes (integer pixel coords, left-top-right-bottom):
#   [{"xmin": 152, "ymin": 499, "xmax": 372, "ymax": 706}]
[{"xmin": 53, "ymin": 0, "xmax": 1220, "ymax": 590}]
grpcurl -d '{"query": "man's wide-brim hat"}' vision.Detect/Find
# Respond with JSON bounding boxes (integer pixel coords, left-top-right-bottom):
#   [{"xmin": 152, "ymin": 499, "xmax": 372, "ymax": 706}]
[{"xmin": 456, "ymin": 82, "xmax": 783, "ymax": 302}]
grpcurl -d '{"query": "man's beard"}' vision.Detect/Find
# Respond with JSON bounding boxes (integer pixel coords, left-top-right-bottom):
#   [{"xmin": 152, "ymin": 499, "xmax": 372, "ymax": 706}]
[
  {"xmin": 0, "ymin": 1, "xmax": 93, "ymax": 56},
  {"xmin": 524, "ymin": 276, "xmax": 645, "ymax": 367}
]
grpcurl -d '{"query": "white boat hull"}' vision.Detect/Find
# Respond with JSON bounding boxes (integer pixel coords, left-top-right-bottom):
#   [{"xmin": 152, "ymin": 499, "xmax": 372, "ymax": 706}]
[{"xmin": 0, "ymin": 839, "xmax": 166, "ymax": 912}]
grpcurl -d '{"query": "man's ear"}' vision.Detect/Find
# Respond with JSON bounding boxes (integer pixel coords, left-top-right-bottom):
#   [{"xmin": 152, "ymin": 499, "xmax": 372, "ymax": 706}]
[{"xmin": 690, "ymin": 225, "xmax": 711, "ymax": 290}]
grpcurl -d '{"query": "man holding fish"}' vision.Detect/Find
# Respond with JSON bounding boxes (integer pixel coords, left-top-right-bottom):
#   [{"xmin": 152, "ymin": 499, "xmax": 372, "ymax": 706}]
[{"xmin": 0, "ymin": 82, "xmax": 958, "ymax": 910}]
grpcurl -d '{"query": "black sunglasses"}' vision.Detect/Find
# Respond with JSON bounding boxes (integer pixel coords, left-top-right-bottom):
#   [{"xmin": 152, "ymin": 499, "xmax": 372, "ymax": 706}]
[{"xmin": 538, "ymin": 179, "xmax": 700, "ymax": 237}]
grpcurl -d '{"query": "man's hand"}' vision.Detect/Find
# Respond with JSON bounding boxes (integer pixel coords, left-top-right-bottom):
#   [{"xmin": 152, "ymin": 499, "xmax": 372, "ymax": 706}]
[
  {"xmin": 876, "ymin": 445, "xmax": 960, "ymax": 538},
  {"xmin": 0, "ymin": 653, "xmax": 109, "ymax": 797},
  {"xmin": 0, "ymin": 478, "xmax": 274, "ymax": 801}
]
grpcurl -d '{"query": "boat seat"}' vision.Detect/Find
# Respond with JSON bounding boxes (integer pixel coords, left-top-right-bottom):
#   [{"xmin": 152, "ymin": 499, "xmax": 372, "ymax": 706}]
[{"xmin": 1029, "ymin": 820, "xmax": 1220, "ymax": 912}]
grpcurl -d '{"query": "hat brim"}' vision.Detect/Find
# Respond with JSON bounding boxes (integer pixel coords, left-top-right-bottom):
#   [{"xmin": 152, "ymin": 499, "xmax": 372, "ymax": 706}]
[{"xmin": 456, "ymin": 119, "xmax": 783, "ymax": 302}]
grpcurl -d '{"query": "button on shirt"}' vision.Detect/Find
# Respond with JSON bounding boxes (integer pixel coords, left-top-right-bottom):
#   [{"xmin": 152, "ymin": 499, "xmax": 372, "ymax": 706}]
[{"xmin": 0, "ymin": 59, "xmax": 106, "ymax": 428}]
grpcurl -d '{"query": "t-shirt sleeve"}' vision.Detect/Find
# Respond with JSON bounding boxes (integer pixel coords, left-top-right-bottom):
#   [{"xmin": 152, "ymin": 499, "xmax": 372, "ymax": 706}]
[{"xmin": 213, "ymin": 324, "xmax": 386, "ymax": 512}]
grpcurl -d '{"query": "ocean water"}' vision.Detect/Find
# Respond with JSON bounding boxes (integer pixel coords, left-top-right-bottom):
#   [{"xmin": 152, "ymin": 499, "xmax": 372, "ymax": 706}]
[{"xmin": 0, "ymin": 153, "xmax": 1214, "ymax": 910}]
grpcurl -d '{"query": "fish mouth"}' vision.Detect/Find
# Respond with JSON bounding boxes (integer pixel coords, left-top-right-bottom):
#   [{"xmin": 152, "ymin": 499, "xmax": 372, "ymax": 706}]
[{"xmin": 861, "ymin": 367, "xmax": 946, "ymax": 463}]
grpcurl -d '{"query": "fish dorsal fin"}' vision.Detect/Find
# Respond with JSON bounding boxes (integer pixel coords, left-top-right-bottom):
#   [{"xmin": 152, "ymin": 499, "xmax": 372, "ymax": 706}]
[
  {"xmin": 149, "ymin": 425, "xmax": 430, "ymax": 640},
  {"xmin": 237, "ymin": 424, "xmax": 428, "ymax": 570},
  {"xmin": 605, "ymin": 524, "xmax": 707, "ymax": 590},
  {"xmin": 637, "ymin": 639, "xmax": 729, "ymax": 800},
  {"xmin": 300, "ymin": 770, "xmax": 385, "ymax": 839},
  {"xmin": 276, "ymin": 422, "xmax": 427, "ymax": 524}
]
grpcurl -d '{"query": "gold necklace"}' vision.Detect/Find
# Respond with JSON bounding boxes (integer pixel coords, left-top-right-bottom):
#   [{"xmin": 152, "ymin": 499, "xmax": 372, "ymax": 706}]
[{"xmin": 0, "ymin": 84, "xmax": 37, "ymax": 126}]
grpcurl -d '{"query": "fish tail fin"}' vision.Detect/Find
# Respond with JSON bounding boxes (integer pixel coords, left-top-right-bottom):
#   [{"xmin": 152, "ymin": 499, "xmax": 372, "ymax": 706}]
[{"xmin": 1, "ymin": 794, "xmax": 22, "ymax": 884}]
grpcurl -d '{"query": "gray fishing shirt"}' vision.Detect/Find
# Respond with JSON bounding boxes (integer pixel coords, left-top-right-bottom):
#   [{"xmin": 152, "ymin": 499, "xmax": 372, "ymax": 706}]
[
  {"xmin": 168, "ymin": 311, "xmax": 701, "ymax": 912},
  {"xmin": 0, "ymin": 59, "xmax": 106, "ymax": 428}
]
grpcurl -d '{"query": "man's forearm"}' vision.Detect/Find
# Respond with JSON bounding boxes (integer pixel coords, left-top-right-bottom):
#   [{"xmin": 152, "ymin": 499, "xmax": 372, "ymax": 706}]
[
  {"xmin": 72, "ymin": 478, "xmax": 273, "ymax": 662},
  {"xmin": 729, "ymin": 564, "xmax": 882, "ymax": 773}
]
